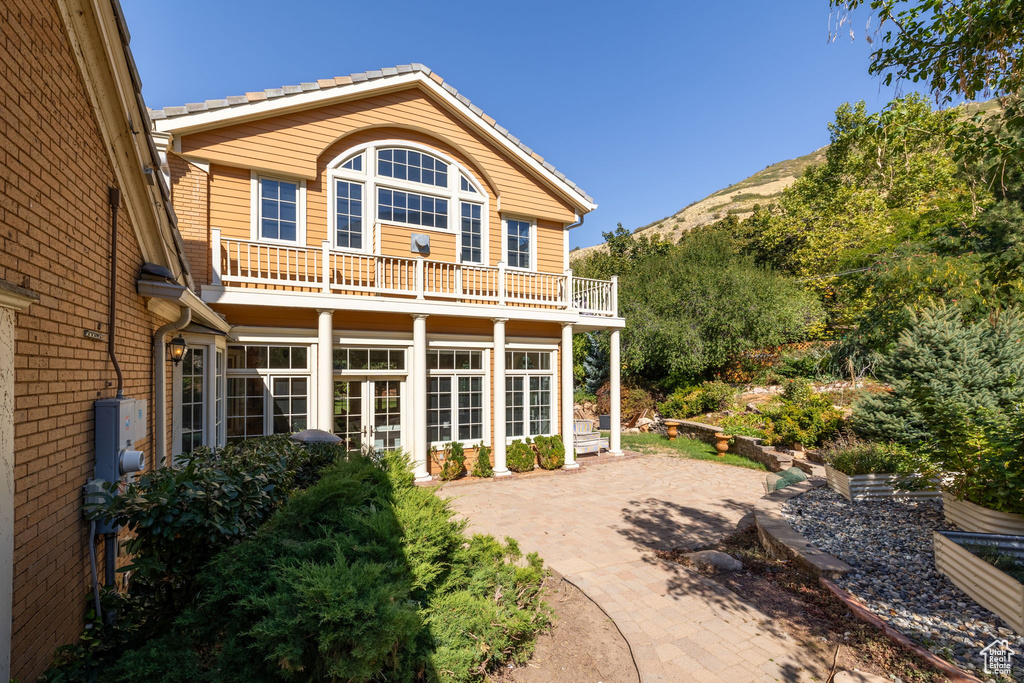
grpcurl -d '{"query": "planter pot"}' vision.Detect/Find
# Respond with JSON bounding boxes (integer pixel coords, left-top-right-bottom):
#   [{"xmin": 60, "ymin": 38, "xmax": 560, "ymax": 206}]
[
  {"xmin": 933, "ymin": 530, "xmax": 1024, "ymax": 635},
  {"xmin": 824, "ymin": 465, "xmax": 941, "ymax": 503},
  {"xmin": 942, "ymin": 492, "xmax": 1024, "ymax": 535},
  {"xmin": 714, "ymin": 433, "xmax": 730, "ymax": 457},
  {"xmin": 663, "ymin": 419, "xmax": 681, "ymax": 441}
]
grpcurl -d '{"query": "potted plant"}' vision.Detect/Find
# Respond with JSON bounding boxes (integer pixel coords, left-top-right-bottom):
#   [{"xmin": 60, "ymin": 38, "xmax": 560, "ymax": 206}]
[
  {"xmin": 819, "ymin": 436, "xmax": 939, "ymax": 502},
  {"xmin": 933, "ymin": 531, "xmax": 1024, "ymax": 635}
]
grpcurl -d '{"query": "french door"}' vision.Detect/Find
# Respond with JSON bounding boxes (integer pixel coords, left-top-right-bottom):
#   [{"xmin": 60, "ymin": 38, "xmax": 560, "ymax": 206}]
[{"xmin": 333, "ymin": 377, "xmax": 403, "ymax": 453}]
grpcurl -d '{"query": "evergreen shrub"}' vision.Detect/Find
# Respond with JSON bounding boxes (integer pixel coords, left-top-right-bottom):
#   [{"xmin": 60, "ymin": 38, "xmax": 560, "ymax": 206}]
[
  {"xmin": 104, "ymin": 452, "xmax": 551, "ymax": 682},
  {"xmin": 507, "ymin": 440, "xmax": 536, "ymax": 473},
  {"xmin": 473, "ymin": 444, "xmax": 494, "ymax": 477},
  {"xmin": 534, "ymin": 435, "xmax": 566, "ymax": 470},
  {"xmin": 432, "ymin": 442, "xmax": 466, "ymax": 481}
]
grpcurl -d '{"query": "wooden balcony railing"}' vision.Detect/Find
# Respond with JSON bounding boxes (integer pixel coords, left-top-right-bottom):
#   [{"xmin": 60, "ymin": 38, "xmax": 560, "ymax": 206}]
[{"xmin": 211, "ymin": 230, "xmax": 618, "ymax": 316}]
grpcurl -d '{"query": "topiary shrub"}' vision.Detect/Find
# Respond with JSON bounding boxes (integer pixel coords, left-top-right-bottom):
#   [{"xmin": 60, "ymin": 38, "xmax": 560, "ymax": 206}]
[
  {"xmin": 534, "ymin": 435, "xmax": 566, "ymax": 470},
  {"xmin": 473, "ymin": 445, "xmax": 494, "ymax": 477},
  {"xmin": 431, "ymin": 442, "xmax": 466, "ymax": 481},
  {"xmin": 506, "ymin": 440, "xmax": 536, "ymax": 473}
]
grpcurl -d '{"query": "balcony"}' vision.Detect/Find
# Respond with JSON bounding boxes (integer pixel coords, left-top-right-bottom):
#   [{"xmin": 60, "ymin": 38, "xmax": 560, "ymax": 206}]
[{"xmin": 210, "ymin": 231, "xmax": 618, "ymax": 316}]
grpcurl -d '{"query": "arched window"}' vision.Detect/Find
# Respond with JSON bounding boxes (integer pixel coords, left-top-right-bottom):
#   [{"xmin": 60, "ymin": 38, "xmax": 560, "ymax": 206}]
[{"xmin": 327, "ymin": 141, "xmax": 488, "ymax": 264}]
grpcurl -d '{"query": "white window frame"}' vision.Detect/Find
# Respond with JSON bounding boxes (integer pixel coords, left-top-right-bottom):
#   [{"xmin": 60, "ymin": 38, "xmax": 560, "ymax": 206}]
[
  {"xmin": 426, "ymin": 348, "xmax": 488, "ymax": 449},
  {"xmin": 250, "ymin": 171, "xmax": 307, "ymax": 246},
  {"xmin": 225, "ymin": 343, "xmax": 313, "ymax": 441},
  {"xmin": 504, "ymin": 348, "xmax": 556, "ymax": 443},
  {"xmin": 172, "ymin": 334, "xmax": 228, "ymax": 459},
  {"xmin": 326, "ymin": 140, "xmax": 489, "ymax": 263},
  {"xmin": 502, "ymin": 215, "xmax": 537, "ymax": 271}
]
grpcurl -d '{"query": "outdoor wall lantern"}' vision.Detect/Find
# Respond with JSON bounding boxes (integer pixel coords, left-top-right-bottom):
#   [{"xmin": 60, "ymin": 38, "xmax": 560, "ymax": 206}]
[{"xmin": 167, "ymin": 335, "xmax": 188, "ymax": 365}]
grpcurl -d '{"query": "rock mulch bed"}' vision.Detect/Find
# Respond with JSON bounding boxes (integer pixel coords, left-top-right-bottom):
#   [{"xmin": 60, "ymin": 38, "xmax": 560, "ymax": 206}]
[{"xmin": 782, "ymin": 486, "xmax": 1024, "ymax": 681}]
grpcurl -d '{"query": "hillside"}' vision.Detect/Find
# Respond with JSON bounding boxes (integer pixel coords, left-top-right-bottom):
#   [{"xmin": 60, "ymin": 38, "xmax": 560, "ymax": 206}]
[{"xmin": 571, "ymin": 147, "xmax": 826, "ymax": 261}]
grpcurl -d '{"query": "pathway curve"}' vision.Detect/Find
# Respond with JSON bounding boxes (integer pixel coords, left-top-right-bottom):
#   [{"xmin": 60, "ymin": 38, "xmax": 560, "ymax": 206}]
[{"xmin": 443, "ymin": 455, "xmax": 834, "ymax": 683}]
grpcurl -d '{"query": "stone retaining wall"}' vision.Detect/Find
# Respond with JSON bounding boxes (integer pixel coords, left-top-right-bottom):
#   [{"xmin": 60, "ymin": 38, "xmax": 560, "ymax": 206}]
[{"xmin": 675, "ymin": 419, "xmax": 793, "ymax": 471}]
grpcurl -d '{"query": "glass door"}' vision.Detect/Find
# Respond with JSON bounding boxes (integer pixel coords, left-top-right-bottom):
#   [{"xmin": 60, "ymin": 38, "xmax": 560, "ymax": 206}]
[{"xmin": 333, "ymin": 377, "xmax": 403, "ymax": 453}]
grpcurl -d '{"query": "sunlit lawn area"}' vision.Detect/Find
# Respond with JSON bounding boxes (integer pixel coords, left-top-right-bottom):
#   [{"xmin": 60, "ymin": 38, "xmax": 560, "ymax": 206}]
[{"xmin": 605, "ymin": 432, "xmax": 767, "ymax": 471}]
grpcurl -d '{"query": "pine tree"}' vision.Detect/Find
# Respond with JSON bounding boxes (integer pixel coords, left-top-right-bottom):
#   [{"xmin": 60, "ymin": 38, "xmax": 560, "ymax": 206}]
[{"xmin": 582, "ymin": 332, "xmax": 609, "ymax": 394}]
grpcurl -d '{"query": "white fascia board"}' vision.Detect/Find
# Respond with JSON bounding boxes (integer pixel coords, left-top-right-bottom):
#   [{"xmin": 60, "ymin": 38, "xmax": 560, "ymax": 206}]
[
  {"xmin": 201, "ymin": 286, "xmax": 624, "ymax": 328},
  {"xmin": 153, "ymin": 73, "xmax": 596, "ymax": 214}
]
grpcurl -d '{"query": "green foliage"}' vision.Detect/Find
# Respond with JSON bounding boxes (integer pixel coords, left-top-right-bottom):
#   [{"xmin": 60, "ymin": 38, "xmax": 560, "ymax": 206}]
[
  {"xmin": 819, "ymin": 435, "xmax": 924, "ymax": 477},
  {"xmin": 104, "ymin": 452, "xmax": 551, "ymax": 682},
  {"xmin": 853, "ymin": 305, "xmax": 1024, "ymax": 512},
  {"xmin": 432, "ymin": 442, "xmax": 466, "ymax": 481},
  {"xmin": 473, "ymin": 445, "xmax": 494, "ymax": 478},
  {"xmin": 658, "ymin": 381, "xmax": 736, "ymax": 418},
  {"xmin": 576, "ymin": 229, "xmax": 823, "ymax": 384},
  {"xmin": 506, "ymin": 440, "xmax": 536, "ymax": 473},
  {"xmin": 622, "ymin": 386, "xmax": 657, "ymax": 416},
  {"xmin": 572, "ymin": 333, "xmax": 588, "ymax": 384},
  {"xmin": 581, "ymin": 332, "xmax": 609, "ymax": 395},
  {"xmin": 533, "ymin": 435, "xmax": 566, "ymax": 470},
  {"xmin": 761, "ymin": 380, "xmax": 843, "ymax": 447},
  {"xmin": 717, "ymin": 412, "xmax": 768, "ymax": 439}
]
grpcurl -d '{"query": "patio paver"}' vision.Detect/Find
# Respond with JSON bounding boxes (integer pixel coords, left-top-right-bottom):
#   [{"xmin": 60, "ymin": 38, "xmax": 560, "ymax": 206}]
[{"xmin": 443, "ymin": 454, "xmax": 834, "ymax": 682}]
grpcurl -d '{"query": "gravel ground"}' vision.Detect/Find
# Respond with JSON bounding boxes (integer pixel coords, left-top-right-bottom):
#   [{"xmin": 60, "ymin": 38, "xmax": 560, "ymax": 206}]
[{"xmin": 782, "ymin": 486, "xmax": 1024, "ymax": 681}]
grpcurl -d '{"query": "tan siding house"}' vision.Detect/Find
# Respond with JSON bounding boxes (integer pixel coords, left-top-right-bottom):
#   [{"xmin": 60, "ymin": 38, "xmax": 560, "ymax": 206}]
[{"xmin": 153, "ymin": 65, "xmax": 626, "ymax": 479}]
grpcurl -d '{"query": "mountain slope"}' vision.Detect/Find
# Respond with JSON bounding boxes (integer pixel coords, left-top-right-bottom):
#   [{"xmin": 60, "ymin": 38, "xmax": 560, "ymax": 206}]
[{"xmin": 572, "ymin": 147, "xmax": 826, "ymax": 260}]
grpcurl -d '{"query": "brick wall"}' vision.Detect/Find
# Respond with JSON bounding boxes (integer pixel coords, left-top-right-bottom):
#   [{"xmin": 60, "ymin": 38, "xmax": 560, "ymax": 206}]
[
  {"xmin": 169, "ymin": 154, "xmax": 210, "ymax": 288},
  {"xmin": 0, "ymin": 1, "xmax": 173, "ymax": 678}
]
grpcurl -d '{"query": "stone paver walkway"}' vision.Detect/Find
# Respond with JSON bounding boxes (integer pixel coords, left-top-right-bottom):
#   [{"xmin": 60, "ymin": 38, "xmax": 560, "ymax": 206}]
[{"xmin": 443, "ymin": 455, "xmax": 834, "ymax": 683}]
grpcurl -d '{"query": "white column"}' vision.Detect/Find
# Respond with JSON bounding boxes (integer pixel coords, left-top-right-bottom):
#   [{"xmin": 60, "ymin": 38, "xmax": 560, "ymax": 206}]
[
  {"xmin": 609, "ymin": 328, "xmax": 623, "ymax": 455},
  {"xmin": 492, "ymin": 318, "xmax": 510, "ymax": 476},
  {"xmin": 561, "ymin": 323, "xmax": 578, "ymax": 468},
  {"xmin": 317, "ymin": 310, "xmax": 334, "ymax": 432},
  {"xmin": 412, "ymin": 314, "xmax": 430, "ymax": 481}
]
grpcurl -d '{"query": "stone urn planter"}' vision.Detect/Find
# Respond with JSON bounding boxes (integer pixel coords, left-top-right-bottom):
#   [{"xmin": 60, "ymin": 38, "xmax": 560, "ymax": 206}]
[
  {"xmin": 942, "ymin": 492, "xmax": 1024, "ymax": 535},
  {"xmin": 714, "ymin": 433, "xmax": 730, "ymax": 457},
  {"xmin": 824, "ymin": 465, "xmax": 941, "ymax": 503},
  {"xmin": 933, "ymin": 530, "xmax": 1024, "ymax": 635},
  {"xmin": 663, "ymin": 419, "xmax": 682, "ymax": 441}
]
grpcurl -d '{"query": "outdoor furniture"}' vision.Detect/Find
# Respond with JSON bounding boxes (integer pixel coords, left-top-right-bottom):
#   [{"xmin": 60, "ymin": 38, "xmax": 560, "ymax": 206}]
[{"xmin": 574, "ymin": 419, "xmax": 607, "ymax": 455}]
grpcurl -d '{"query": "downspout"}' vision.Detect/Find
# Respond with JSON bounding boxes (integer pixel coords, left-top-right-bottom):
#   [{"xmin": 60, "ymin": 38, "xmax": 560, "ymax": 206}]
[
  {"xmin": 154, "ymin": 307, "xmax": 191, "ymax": 468},
  {"xmin": 107, "ymin": 187, "xmax": 124, "ymax": 398}
]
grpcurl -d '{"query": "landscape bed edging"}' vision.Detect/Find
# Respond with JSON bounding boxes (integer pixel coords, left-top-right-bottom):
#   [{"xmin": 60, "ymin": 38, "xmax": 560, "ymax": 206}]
[
  {"xmin": 942, "ymin": 492, "xmax": 1024, "ymax": 536},
  {"xmin": 818, "ymin": 578, "xmax": 985, "ymax": 683},
  {"xmin": 755, "ymin": 485, "xmax": 987, "ymax": 682},
  {"xmin": 933, "ymin": 530, "xmax": 1024, "ymax": 636},
  {"xmin": 824, "ymin": 465, "xmax": 941, "ymax": 502}
]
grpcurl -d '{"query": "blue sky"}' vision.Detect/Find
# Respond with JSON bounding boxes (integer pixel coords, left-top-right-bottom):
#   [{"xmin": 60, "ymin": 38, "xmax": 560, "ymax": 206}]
[{"xmin": 122, "ymin": 1, "xmax": 911, "ymax": 249}]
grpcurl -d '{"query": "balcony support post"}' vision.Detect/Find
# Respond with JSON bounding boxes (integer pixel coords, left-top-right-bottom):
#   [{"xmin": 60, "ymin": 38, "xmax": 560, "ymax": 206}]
[
  {"xmin": 211, "ymin": 228, "xmax": 222, "ymax": 285},
  {"xmin": 317, "ymin": 309, "xmax": 334, "ymax": 432},
  {"xmin": 564, "ymin": 268, "xmax": 573, "ymax": 309},
  {"xmin": 610, "ymin": 275, "xmax": 619, "ymax": 317},
  {"xmin": 321, "ymin": 240, "xmax": 331, "ymax": 293},
  {"xmin": 412, "ymin": 314, "xmax": 431, "ymax": 482},
  {"xmin": 609, "ymin": 328, "xmax": 623, "ymax": 456},
  {"xmin": 492, "ymin": 317, "xmax": 510, "ymax": 476},
  {"xmin": 561, "ymin": 323, "xmax": 578, "ymax": 469}
]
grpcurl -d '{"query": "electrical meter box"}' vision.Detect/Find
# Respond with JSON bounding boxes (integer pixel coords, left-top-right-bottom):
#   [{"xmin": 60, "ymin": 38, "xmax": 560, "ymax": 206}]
[{"xmin": 95, "ymin": 397, "xmax": 147, "ymax": 483}]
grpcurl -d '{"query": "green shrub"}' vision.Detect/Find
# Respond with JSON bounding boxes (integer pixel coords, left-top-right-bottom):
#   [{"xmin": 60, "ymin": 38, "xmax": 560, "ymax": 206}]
[
  {"xmin": 658, "ymin": 380, "xmax": 736, "ymax": 418},
  {"xmin": 760, "ymin": 381, "xmax": 842, "ymax": 447},
  {"xmin": 819, "ymin": 436, "xmax": 925, "ymax": 477},
  {"xmin": 432, "ymin": 442, "xmax": 466, "ymax": 481},
  {"xmin": 622, "ymin": 386, "xmax": 657, "ymax": 416},
  {"xmin": 506, "ymin": 440, "xmax": 536, "ymax": 473},
  {"xmin": 103, "ymin": 452, "xmax": 551, "ymax": 682},
  {"xmin": 718, "ymin": 413, "xmax": 768, "ymax": 438},
  {"xmin": 534, "ymin": 435, "xmax": 566, "ymax": 470},
  {"xmin": 852, "ymin": 306, "xmax": 1024, "ymax": 513},
  {"xmin": 473, "ymin": 445, "xmax": 494, "ymax": 477}
]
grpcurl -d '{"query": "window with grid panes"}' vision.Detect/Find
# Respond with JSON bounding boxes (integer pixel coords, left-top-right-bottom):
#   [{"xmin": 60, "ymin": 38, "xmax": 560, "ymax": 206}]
[
  {"xmin": 427, "ymin": 349, "xmax": 485, "ymax": 445},
  {"xmin": 505, "ymin": 351, "xmax": 554, "ymax": 439}
]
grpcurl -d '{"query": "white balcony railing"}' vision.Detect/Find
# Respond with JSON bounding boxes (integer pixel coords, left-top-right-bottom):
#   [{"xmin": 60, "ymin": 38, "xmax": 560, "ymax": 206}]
[{"xmin": 211, "ymin": 230, "xmax": 618, "ymax": 316}]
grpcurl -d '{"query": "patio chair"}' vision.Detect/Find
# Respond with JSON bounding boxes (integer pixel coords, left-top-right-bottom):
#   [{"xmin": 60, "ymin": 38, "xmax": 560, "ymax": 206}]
[{"xmin": 574, "ymin": 419, "xmax": 606, "ymax": 455}]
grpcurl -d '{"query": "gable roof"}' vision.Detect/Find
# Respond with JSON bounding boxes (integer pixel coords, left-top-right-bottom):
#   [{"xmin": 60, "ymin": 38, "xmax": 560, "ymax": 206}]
[{"xmin": 149, "ymin": 64, "xmax": 595, "ymax": 213}]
